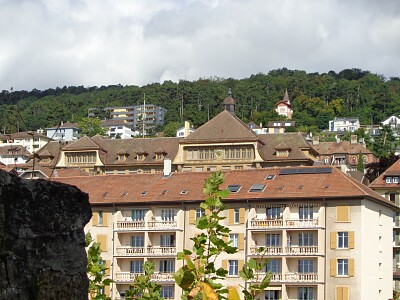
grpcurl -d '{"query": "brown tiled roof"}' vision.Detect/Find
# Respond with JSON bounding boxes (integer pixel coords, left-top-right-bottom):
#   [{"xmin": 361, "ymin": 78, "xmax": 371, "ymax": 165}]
[
  {"xmin": 0, "ymin": 145, "xmax": 31, "ymax": 157},
  {"xmin": 25, "ymin": 141, "xmax": 68, "ymax": 167},
  {"xmin": 63, "ymin": 136, "xmax": 104, "ymax": 151},
  {"xmin": 222, "ymin": 96, "xmax": 236, "ymax": 105},
  {"xmin": 275, "ymin": 142, "xmax": 291, "ymax": 151},
  {"xmin": 21, "ymin": 166, "xmax": 90, "ymax": 178},
  {"xmin": 257, "ymin": 133, "xmax": 315, "ymax": 162},
  {"xmin": 116, "ymin": 148, "xmax": 129, "ymax": 155},
  {"xmin": 0, "ymin": 131, "xmax": 51, "ymax": 140},
  {"xmin": 311, "ymin": 141, "xmax": 373, "ymax": 155},
  {"xmin": 51, "ymin": 167, "xmax": 396, "ymax": 209},
  {"xmin": 370, "ymin": 158, "xmax": 400, "ymax": 189},
  {"xmin": 47, "ymin": 122, "xmax": 79, "ymax": 129},
  {"xmin": 102, "ymin": 119, "xmax": 128, "ymax": 126},
  {"xmin": 180, "ymin": 110, "xmax": 259, "ymax": 144}
]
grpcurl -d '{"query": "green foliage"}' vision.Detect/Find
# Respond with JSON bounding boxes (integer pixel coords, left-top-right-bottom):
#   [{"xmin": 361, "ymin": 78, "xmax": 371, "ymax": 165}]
[
  {"xmin": 163, "ymin": 121, "xmax": 183, "ymax": 137},
  {"xmin": 356, "ymin": 152, "xmax": 365, "ymax": 173},
  {"xmin": 86, "ymin": 233, "xmax": 112, "ymax": 300},
  {"xmin": 79, "ymin": 117, "xmax": 106, "ymax": 137},
  {"xmin": 125, "ymin": 262, "xmax": 164, "ymax": 300},
  {"xmin": 371, "ymin": 125, "xmax": 397, "ymax": 157}
]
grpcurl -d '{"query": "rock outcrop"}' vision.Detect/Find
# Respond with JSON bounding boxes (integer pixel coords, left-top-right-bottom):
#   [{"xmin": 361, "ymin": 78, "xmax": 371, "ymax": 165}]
[{"xmin": 0, "ymin": 170, "xmax": 92, "ymax": 300}]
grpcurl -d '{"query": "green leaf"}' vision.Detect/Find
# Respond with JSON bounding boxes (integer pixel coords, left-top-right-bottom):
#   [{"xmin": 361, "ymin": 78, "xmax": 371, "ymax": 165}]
[{"xmin": 174, "ymin": 268, "xmax": 196, "ymax": 290}]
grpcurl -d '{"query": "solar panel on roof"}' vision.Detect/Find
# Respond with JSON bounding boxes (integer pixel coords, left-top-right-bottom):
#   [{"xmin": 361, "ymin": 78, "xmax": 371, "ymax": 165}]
[{"xmin": 279, "ymin": 167, "xmax": 332, "ymax": 175}]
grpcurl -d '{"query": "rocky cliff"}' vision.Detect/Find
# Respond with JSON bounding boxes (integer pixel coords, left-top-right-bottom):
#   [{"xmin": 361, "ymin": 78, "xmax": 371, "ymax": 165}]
[{"xmin": 0, "ymin": 170, "xmax": 92, "ymax": 300}]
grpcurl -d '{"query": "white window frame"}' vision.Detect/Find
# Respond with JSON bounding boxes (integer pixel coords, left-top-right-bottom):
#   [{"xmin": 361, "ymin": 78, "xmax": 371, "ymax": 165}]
[
  {"xmin": 230, "ymin": 233, "xmax": 239, "ymax": 248},
  {"xmin": 228, "ymin": 260, "xmax": 238, "ymax": 276},
  {"xmin": 337, "ymin": 258, "xmax": 348, "ymax": 276},
  {"xmin": 234, "ymin": 208, "xmax": 240, "ymax": 223},
  {"xmin": 337, "ymin": 232, "xmax": 348, "ymax": 249}
]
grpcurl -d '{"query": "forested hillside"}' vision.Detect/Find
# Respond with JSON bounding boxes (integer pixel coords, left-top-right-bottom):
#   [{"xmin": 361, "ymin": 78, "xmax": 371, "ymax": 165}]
[{"xmin": 1, "ymin": 68, "xmax": 399, "ymax": 135}]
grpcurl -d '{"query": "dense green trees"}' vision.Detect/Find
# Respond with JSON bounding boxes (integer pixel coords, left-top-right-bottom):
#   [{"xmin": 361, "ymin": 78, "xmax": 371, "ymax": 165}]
[{"xmin": 1, "ymin": 68, "xmax": 399, "ymax": 144}]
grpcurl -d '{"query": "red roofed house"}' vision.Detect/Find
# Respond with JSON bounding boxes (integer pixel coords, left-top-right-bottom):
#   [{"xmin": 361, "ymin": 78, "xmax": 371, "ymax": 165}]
[{"xmin": 275, "ymin": 89, "xmax": 293, "ymax": 119}]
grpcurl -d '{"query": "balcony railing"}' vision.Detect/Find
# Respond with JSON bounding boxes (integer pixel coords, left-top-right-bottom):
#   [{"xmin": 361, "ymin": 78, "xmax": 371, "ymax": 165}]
[
  {"xmin": 250, "ymin": 219, "xmax": 283, "ymax": 228},
  {"xmin": 116, "ymin": 220, "xmax": 177, "ymax": 230},
  {"xmin": 115, "ymin": 246, "xmax": 176, "ymax": 256},
  {"xmin": 285, "ymin": 219, "xmax": 319, "ymax": 227},
  {"xmin": 253, "ymin": 273, "xmax": 283, "ymax": 282},
  {"xmin": 285, "ymin": 272, "xmax": 318, "ymax": 282},
  {"xmin": 250, "ymin": 246, "xmax": 283, "ymax": 255},
  {"xmin": 285, "ymin": 246, "xmax": 319, "ymax": 255},
  {"xmin": 115, "ymin": 272, "xmax": 174, "ymax": 282}
]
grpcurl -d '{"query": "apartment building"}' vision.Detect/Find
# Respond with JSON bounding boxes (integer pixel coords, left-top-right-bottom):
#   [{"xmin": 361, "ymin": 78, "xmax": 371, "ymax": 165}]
[
  {"xmin": 54, "ymin": 166, "xmax": 395, "ymax": 300},
  {"xmin": 0, "ymin": 130, "xmax": 51, "ymax": 152},
  {"xmin": 104, "ymin": 104, "xmax": 167, "ymax": 134},
  {"xmin": 369, "ymin": 158, "xmax": 400, "ymax": 290},
  {"xmin": 328, "ymin": 117, "xmax": 360, "ymax": 133}
]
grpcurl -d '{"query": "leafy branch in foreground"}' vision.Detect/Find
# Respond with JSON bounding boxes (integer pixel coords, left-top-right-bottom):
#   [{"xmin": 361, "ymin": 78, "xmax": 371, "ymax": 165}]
[{"xmin": 86, "ymin": 232, "xmax": 112, "ymax": 300}]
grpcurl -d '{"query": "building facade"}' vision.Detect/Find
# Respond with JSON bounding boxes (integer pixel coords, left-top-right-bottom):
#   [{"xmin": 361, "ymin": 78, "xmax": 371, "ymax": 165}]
[
  {"xmin": 328, "ymin": 118, "xmax": 360, "ymax": 133},
  {"xmin": 0, "ymin": 130, "xmax": 52, "ymax": 153},
  {"xmin": 275, "ymin": 90, "xmax": 293, "ymax": 119},
  {"xmin": 46, "ymin": 122, "xmax": 80, "ymax": 141},
  {"xmin": 369, "ymin": 159, "xmax": 400, "ymax": 291},
  {"xmin": 54, "ymin": 166, "xmax": 395, "ymax": 300}
]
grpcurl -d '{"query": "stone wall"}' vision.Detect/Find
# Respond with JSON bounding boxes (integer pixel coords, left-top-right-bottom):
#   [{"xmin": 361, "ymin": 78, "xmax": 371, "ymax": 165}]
[{"xmin": 0, "ymin": 170, "xmax": 92, "ymax": 300}]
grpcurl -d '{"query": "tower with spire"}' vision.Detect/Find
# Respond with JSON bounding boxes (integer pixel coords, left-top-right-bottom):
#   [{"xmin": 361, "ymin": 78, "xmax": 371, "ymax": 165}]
[
  {"xmin": 222, "ymin": 88, "xmax": 236, "ymax": 115},
  {"xmin": 275, "ymin": 89, "xmax": 293, "ymax": 119}
]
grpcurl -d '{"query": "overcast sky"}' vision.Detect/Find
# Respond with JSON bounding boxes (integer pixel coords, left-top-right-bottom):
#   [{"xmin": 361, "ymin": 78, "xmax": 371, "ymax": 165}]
[{"xmin": 1, "ymin": 0, "xmax": 399, "ymax": 91}]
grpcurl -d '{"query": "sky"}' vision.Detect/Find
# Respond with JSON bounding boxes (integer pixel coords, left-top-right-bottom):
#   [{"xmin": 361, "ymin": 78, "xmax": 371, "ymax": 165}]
[{"xmin": 1, "ymin": 0, "xmax": 400, "ymax": 91}]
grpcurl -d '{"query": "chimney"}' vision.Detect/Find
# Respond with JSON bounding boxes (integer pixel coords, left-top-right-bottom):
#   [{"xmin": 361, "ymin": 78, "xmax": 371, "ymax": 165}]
[
  {"xmin": 350, "ymin": 135, "xmax": 357, "ymax": 144},
  {"xmin": 163, "ymin": 158, "xmax": 172, "ymax": 177},
  {"xmin": 184, "ymin": 121, "xmax": 190, "ymax": 137},
  {"xmin": 312, "ymin": 136, "xmax": 320, "ymax": 145}
]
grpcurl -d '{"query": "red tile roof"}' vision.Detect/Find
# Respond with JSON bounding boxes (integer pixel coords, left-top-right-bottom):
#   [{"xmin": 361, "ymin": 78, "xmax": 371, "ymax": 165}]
[
  {"xmin": 369, "ymin": 158, "xmax": 400, "ymax": 189},
  {"xmin": 312, "ymin": 141, "xmax": 372, "ymax": 155},
  {"xmin": 51, "ymin": 167, "xmax": 395, "ymax": 209}
]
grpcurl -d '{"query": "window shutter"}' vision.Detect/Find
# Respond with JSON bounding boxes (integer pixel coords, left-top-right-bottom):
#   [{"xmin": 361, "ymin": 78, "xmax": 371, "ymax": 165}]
[
  {"xmin": 223, "ymin": 235, "xmax": 229, "ymax": 243},
  {"xmin": 330, "ymin": 231, "xmax": 337, "ymax": 249},
  {"xmin": 348, "ymin": 258, "xmax": 354, "ymax": 277},
  {"xmin": 92, "ymin": 212, "xmax": 98, "ymax": 226},
  {"xmin": 228, "ymin": 209, "xmax": 234, "ymax": 225},
  {"xmin": 342, "ymin": 286, "xmax": 349, "ymax": 300},
  {"xmin": 238, "ymin": 233, "xmax": 245, "ymax": 250},
  {"xmin": 103, "ymin": 212, "xmax": 109, "ymax": 226},
  {"xmin": 105, "ymin": 260, "xmax": 111, "ymax": 276},
  {"xmin": 330, "ymin": 258, "xmax": 336, "ymax": 276},
  {"xmin": 336, "ymin": 286, "xmax": 343, "ymax": 300},
  {"xmin": 222, "ymin": 259, "xmax": 227, "ymax": 271},
  {"xmin": 189, "ymin": 209, "xmax": 196, "ymax": 224},
  {"xmin": 348, "ymin": 231, "xmax": 355, "ymax": 249},
  {"xmin": 205, "ymin": 208, "xmax": 211, "ymax": 215},
  {"xmin": 336, "ymin": 205, "xmax": 350, "ymax": 222},
  {"xmin": 238, "ymin": 259, "xmax": 244, "ymax": 272},
  {"xmin": 239, "ymin": 208, "xmax": 245, "ymax": 224},
  {"xmin": 97, "ymin": 234, "xmax": 107, "ymax": 252},
  {"xmin": 104, "ymin": 285, "xmax": 110, "ymax": 296}
]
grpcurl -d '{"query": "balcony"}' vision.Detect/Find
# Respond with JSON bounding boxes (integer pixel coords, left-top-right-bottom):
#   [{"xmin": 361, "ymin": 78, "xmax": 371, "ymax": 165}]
[
  {"xmin": 285, "ymin": 246, "xmax": 319, "ymax": 255},
  {"xmin": 285, "ymin": 219, "xmax": 319, "ymax": 227},
  {"xmin": 285, "ymin": 272, "xmax": 318, "ymax": 282},
  {"xmin": 250, "ymin": 246, "xmax": 283, "ymax": 255},
  {"xmin": 115, "ymin": 272, "xmax": 174, "ymax": 282},
  {"xmin": 116, "ymin": 246, "xmax": 176, "ymax": 256},
  {"xmin": 116, "ymin": 220, "xmax": 177, "ymax": 231},
  {"xmin": 253, "ymin": 273, "xmax": 283, "ymax": 282},
  {"xmin": 250, "ymin": 219, "xmax": 283, "ymax": 228}
]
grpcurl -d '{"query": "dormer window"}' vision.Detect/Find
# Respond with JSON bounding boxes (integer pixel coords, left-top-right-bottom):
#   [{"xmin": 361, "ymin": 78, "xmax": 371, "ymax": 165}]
[
  {"xmin": 386, "ymin": 177, "xmax": 393, "ymax": 184},
  {"xmin": 117, "ymin": 149, "xmax": 129, "ymax": 162},
  {"xmin": 394, "ymin": 177, "xmax": 399, "ymax": 184},
  {"xmin": 274, "ymin": 142, "xmax": 291, "ymax": 158},
  {"xmin": 135, "ymin": 148, "xmax": 147, "ymax": 161}
]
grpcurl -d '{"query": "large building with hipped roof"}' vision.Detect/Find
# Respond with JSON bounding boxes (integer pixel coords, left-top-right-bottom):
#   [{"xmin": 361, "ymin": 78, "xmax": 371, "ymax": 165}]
[{"xmin": 53, "ymin": 166, "xmax": 396, "ymax": 300}]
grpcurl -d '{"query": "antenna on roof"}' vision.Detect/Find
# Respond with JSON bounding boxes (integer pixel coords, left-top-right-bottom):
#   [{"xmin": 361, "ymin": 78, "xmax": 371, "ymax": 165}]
[{"xmin": 142, "ymin": 93, "xmax": 146, "ymax": 138}]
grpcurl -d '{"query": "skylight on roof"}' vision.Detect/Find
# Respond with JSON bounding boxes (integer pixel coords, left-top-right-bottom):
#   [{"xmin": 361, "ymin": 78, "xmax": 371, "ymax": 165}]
[
  {"xmin": 265, "ymin": 175, "xmax": 276, "ymax": 180},
  {"xmin": 227, "ymin": 185, "xmax": 242, "ymax": 193},
  {"xmin": 121, "ymin": 191, "xmax": 128, "ymax": 196},
  {"xmin": 141, "ymin": 191, "xmax": 148, "ymax": 196},
  {"xmin": 161, "ymin": 190, "xmax": 168, "ymax": 195},
  {"xmin": 249, "ymin": 184, "xmax": 266, "ymax": 193},
  {"xmin": 180, "ymin": 190, "xmax": 188, "ymax": 195}
]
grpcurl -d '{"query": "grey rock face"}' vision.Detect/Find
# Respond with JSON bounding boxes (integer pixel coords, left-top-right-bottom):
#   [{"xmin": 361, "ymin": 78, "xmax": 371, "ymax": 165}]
[{"xmin": 0, "ymin": 170, "xmax": 92, "ymax": 300}]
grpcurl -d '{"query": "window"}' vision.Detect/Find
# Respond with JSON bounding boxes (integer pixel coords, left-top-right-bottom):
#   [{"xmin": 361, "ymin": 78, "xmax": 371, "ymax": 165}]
[
  {"xmin": 159, "ymin": 260, "xmax": 175, "ymax": 273},
  {"xmin": 160, "ymin": 285, "xmax": 174, "ymax": 299},
  {"xmin": 230, "ymin": 234, "xmax": 239, "ymax": 248},
  {"xmin": 386, "ymin": 177, "xmax": 393, "ymax": 183},
  {"xmin": 130, "ymin": 260, "xmax": 143, "ymax": 273},
  {"xmin": 227, "ymin": 185, "xmax": 242, "ymax": 193},
  {"xmin": 131, "ymin": 235, "xmax": 144, "ymax": 247},
  {"xmin": 337, "ymin": 259, "xmax": 348, "ymax": 276},
  {"xmin": 298, "ymin": 287, "xmax": 314, "ymax": 300},
  {"xmin": 299, "ymin": 232, "xmax": 314, "ymax": 246},
  {"xmin": 298, "ymin": 259, "xmax": 314, "ymax": 273},
  {"xmin": 234, "ymin": 208, "xmax": 240, "ymax": 223},
  {"xmin": 299, "ymin": 205, "xmax": 313, "ymax": 219},
  {"xmin": 266, "ymin": 207, "xmax": 282, "ymax": 219},
  {"xmin": 265, "ymin": 174, "xmax": 276, "ymax": 180},
  {"xmin": 161, "ymin": 209, "xmax": 175, "ymax": 222},
  {"xmin": 196, "ymin": 208, "xmax": 205, "ymax": 219},
  {"xmin": 65, "ymin": 152, "xmax": 96, "ymax": 164},
  {"xmin": 265, "ymin": 259, "xmax": 281, "ymax": 273},
  {"xmin": 228, "ymin": 260, "xmax": 238, "ymax": 276},
  {"xmin": 132, "ymin": 209, "xmax": 146, "ymax": 221},
  {"xmin": 265, "ymin": 290, "xmax": 280, "ymax": 300},
  {"xmin": 394, "ymin": 177, "xmax": 399, "ymax": 183},
  {"xmin": 266, "ymin": 234, "xmax": 281, "ymax": 247},
  {"xmin": 338, "ymin": 232, "xmax": 348, "ymax": 249},
  {"xmin": 98, "ymin": 211, "xmax": 104, "ymax": 225},
  {"xmin": 160, "ymin": 235, "xmax": 175, "ymax": 247},
  {"xmin": 249, "ymin": 184, "xmax": 266, "ymax": 192}
]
